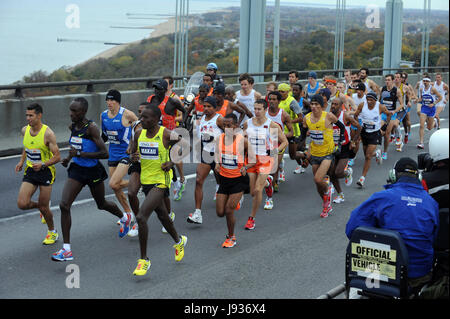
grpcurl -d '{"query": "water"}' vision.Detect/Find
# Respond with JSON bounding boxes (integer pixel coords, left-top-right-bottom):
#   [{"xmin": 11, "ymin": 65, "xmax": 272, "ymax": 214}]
[{"xmin": 0, "ymin": 0, "xmax": 239, "ymax": 85}]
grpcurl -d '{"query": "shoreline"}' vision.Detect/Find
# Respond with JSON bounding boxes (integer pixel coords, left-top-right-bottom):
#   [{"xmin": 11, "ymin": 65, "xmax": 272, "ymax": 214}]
[{"xmin": 74, "ymin": 17, "xmax": 178, "ymax": 68}]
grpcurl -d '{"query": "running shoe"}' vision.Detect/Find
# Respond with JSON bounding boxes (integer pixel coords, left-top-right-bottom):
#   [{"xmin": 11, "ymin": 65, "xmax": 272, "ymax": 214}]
[
  {"xmin": 273, "ymin": 182, "xmax": 279, "ymax": 193},
  {"xmin": 245, "ymin": 217, "xmax": 255, "ymax": 230},
  {"xmin": 279, "ymin": 170, "xmax": 286, "ymax": 182},
  {"xmin": 174, "ymin": 181, "xmax": 186, "ymax": 201},
  {"xmin": 345, "ymin": 167, "xmax": 353, "ymax": 186},
  {"xmin": 119, "ymin": 213, "xmax": 132, "ymax": 238},
  {"xmin": 264, "ymin": 198, "xmax": 273, "ymax": 210},
  {"xmin": 265, "ymin": 175, "xmax": 274, "ymax": 198},
  {"xmin": 133, "ymin": 259, "xmax": 151, "ymax": 276},
  {"xmin": 434, "ymin": 117, "xmax": 438, "ymax": 130},
  {"xmin": 333, "ymin": 193, "xmax": 345, "ymax": 204},
  {"xmin": 162, "ymin": 211, "xmax": 176, "ymax": 233},
  {"xmin": 294, "ymin": 165, "xmax": 306, "ymax": 174},
  {"xmin": 389, "ymin": 135, "xmax": 395, "ymax": 143},
  {"xmin": 116, "ymin": 219, "xmax": 121, "ymax": 226},
  {"xmin": 128, "ymin": 224, "xmax": 139, "ymax": 237},
  {"xmin": 236, "ymin": 195, "xmax": 244, "ymax": 211},
  {"xmin": 396, "ymin": 141, "xmax": 404, "ymax": 152},
  {"xmin": 357, "ymin": 176, "xmax": 365, "ymax": 188},
  {"xmin": 404, "ymin": 134, "xmax": 409, "ymax": 144},
  {"xmin": 172, "ymin": 180, "xmax": 181, "ymax": 197},
  {"xmin": 40, "ymin": 213, "xmax": 46, "ymax": 224},
  {"xmin": 375, "ymin": 149, "xmax": 382, "ymax": 165},
  {"xmin": 320, "ymin": 205, "xmax": 332, "ymax": 218},
  {"xmin": 222, "ymin": 235, "xmax": 237, "ymax": 248},
  {"xmin": 42, "ymin": 230, "xmax": 58, "ymax": 245},
  {"xmin": 381, "ymin": 152, "xmax": 388, "ymax": 161},
  {"xmin": 187, "ymin": 210, "xmax": 202, "ymax": 224},
  {"xmin": 51, "ymin": 248, "xmax": 73, "ymax": 262},
  {"xmin": 174, "ymin": 235, "xmax": 187, "ymax": 262},
  {"xmin": 417, "ymin": 143, "xmax": 424, "ymax": 150},
  {"xmin": 348, "ymin": 158, "xmax": 355, "ymax": 167}
]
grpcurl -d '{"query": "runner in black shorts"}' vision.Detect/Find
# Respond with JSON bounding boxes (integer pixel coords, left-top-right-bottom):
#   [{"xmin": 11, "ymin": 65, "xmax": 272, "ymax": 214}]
[
  {"xmin": 214, "ymin": 114, "xmax": 255, "ymax": 248},
  {"xmin": 52, "ymin": 98, "xmax": 131, "ymax": 262}
]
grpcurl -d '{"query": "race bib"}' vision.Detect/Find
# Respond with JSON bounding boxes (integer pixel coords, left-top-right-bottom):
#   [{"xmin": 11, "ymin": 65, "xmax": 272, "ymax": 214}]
[
  {"xmin": 26, "ymin": 148, "xmax": 42, "ymax": 163},
  {"xmin": 221, "ymin": 154, "xmax": 238, "ymax": 169},
  {"xmin": 139, "ymin": 141, "xmax": 159, "ymax": 160},
  {"xmin": 310, "ymin": 130, "xmax": 324, "ymax": 145},
  {"xmin": 70, "ymin": 136, "xmax": 83, "ymax": 150},
  {"xmin": 106, "ymin": 130, "xmax": 120, "ymax": 144}
]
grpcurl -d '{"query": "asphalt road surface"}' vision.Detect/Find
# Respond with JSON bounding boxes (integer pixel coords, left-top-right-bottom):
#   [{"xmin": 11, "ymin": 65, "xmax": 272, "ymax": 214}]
[{"xmin": 0, "ymin": 109, "xmax": 447, "ymax": 299}]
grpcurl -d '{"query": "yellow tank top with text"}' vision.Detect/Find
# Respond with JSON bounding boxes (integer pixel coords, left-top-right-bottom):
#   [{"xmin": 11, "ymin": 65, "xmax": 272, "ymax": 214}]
[
  {"xmin": 305, "ymin": 112, "xmax": 335, "ymax": 157},
  {"xmin": 23, "ymin": 124, "xmax": 55, "ymax": 176},
  {"xmin": 279, "ymin": 96, "xmax": 301, "ymax": 137},
  {"xmin": 138, "ymin": 126, "xmax": 173, "ymax": 187}
]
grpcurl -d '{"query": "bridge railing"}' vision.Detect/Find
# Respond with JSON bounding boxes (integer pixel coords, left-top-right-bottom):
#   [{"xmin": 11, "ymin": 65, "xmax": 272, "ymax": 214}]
[{"xmin": 1, "ymin": 66, "xmax": 448, "ymax": 99}]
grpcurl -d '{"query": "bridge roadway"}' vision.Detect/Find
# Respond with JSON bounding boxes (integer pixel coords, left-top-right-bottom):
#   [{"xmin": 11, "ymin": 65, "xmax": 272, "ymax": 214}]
[{"xmin": 0, "ymin": 109, "xmax": 447, "ymax": 299}]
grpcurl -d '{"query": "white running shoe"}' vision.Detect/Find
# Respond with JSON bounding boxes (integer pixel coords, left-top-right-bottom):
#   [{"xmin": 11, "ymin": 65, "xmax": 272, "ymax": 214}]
[
  {"xmin": 375, "ymin": 149, "xmax": 382, "ymax": 165},
  {"xmin": 294, "ymin": 165, "xmax": 305, "ymax": 174},
  {"xmin": 357, "ymin": 176, "xmax": 365, "ymax": 188},
  {"xmin": 344, "ymin": 167, "xmax": 353, "ymax": 186},
  {"xmin": 264, "ymin": 198, "xmax": 273, "ymax": 210},
  {"xmin": 128, "ymin": 224, "xmax": 139, "ymax": 237},
  {"xmin": 333, "ymin": 193, "xmax": 345, "ymax": 204},
  {"xmin": 162, "ymin": 211, "xmax": 176, "ymax": 233},
  {"xmin": 278, "ymin": 169, "xmax": 286, "ymax": 182},
  {"xmin": 187, "ymin": 210, "xmax": 202, "ymax": 224}
]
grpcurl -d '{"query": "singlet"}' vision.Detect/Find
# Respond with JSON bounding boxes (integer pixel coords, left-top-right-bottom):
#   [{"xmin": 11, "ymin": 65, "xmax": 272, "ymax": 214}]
[
  {"xmin": 218, "ymin": 133, "xmax": 244, "ymax": 178},
  {"xmin": 305, "ymin": 112, "xmax": 335, "ymax": 157},
  {"xmin": 216, "ymin": 99, "xmax": 229, "ymax": 117},
  {"xmin": 246, "ymin": 117, "xmax": 273, "ymax": 156},
  {"xmin": 235, "ymin": 89, "xmax": 256, "ymax": 120},
  {"xmin": 101, "ymin": 107, "xmax": 131, "ymax": 161},
  {"xmin": 198, "ymin": 113, "xmax": 222, "ymax": 153},
  {"xmin": 332, "ymin": 111, "xmax": 351, "ymax": 146},
  {"xmin": 352, "ymin": 93, "xmax": 367, "ymax": 108},
  {"xmin": 69, "ymin": 120, "xmax": 99, "ymax": 167},
  {"xmin": 138, "ymin": 126, "xmax": 172, "ymax": 187},
  {"xmin": 380, "ymin": 86, "xmax": 398, "ymax": 112},
  {"xmin": 279, "ymin": 96, "xmax": 301, "ymax": 137},
  {"xmin": 359, "ymin": 100, "xmax": 381, "ymax": 133},
  {"xmin": 433, "ymin": 81, "xmax": 446, "ymax": 107},
  {"xmin": 194, "ymin": 96, "xmax": 205, "ymax": 119},
  {"xmin": 421, "ymin": 86, "xmax": 435, "ymax": 108},
  {"xmin": 306, "ymin": 82, "xmax": 320, "ymax": 101},
  {"xmin": 23, "ymin": 124, "xmax": 55, "ymax": 176},
  {"xmin": 147, "ymin": 94, "xmax": 176, "ymax": 130},
  {"xmin": 266, "ymin": 108, "xmax": 284, "ymax": 131},
  {"xmin": 363, "ymin": 79, "xmax": 375, "ymax": 94}
]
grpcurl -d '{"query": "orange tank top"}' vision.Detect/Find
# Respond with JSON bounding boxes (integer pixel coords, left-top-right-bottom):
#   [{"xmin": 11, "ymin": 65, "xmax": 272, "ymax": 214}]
[
  {"xmin": 218, "ymin": 133, "xmax": 244, "ymax": 178},
  {"xmin": 216, "ymin": 100, "xmax": 229, "ymax": 117},
  {"xmin": 147, "ymin": 95, "xmax": 176, "ymax": 130}
]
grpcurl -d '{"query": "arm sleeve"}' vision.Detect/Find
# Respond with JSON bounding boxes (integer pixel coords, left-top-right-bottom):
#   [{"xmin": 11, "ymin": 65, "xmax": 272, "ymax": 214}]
[{"xmin": 289, "ymin": 100, "xmax": 302, "ymax": 114}]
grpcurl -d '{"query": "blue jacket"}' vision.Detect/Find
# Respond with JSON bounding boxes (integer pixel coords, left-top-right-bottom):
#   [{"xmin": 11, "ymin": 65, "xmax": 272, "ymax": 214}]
[{"xmin": 345, "ymin": 177, "xmax": 439, "ymax": 278}]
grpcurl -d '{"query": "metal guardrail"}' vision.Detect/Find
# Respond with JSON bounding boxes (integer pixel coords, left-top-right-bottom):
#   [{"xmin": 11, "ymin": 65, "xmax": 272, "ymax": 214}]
[{"xmin": 1, "ymin": 67, "xmax": 448, "ymax": 99}]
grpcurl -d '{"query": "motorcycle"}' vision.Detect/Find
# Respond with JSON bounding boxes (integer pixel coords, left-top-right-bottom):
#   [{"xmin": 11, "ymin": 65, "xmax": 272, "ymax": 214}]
[{"xmin": 180, "ymin": 71, "xmax": 204, "ymax": 135}]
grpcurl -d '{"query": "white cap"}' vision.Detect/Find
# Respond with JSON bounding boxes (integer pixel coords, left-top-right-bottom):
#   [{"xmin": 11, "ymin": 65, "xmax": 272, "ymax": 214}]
[{"xmin": 429, "ymin": 128, "xmax": 449, "ymax": 162}]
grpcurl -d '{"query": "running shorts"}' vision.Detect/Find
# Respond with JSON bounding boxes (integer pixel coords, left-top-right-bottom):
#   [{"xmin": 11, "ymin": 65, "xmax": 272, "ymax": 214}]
[
  {"xmin": 23, "ymin": 166, "xmax": 55, "ymax": 186},
  {"xmin": 68, "ymin": 162, "xmax": 108, "ymax": 187},
  {"xmin": 217, "ymin": 174, "xmax": 249, "ymax": 195},
  {"xmin": 361, "ymin": 130, "xmax": 382, "ymax": 146},
  {"xmin": 309, "ymin": 154, "xmax": 334, "ymax": 166},
  {"xmin": 246, "ymin": 155, "xmax": 274, "ymax": 175},
  {"xmin": 108, "ymin": 157, "xmax": 131, "ymax": 167},
  {"xmin": 141, "ymin": 183, "xmax": 170, "ymax": 198},
  {"xmin": 421, "ymin": 105, "xmax": 436, "ymax": 118}
]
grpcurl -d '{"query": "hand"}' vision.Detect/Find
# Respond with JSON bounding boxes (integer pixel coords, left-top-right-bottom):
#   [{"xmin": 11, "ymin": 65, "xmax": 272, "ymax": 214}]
[
  {"xmin": 349, "ymin": 141, "xmax": 356, "ymax": 150},
  {"xmin": 15, "ymin": 161, "xmax": 23, "ymax": 173},
  {"xmin": 61, "ymin": 157, "xmax": 71, "ymax": 168},
  {"xmin": 32, "ymin": 162, "xmax": 43, "ymax": 172},
  {"xmin": 161, "ymin": 161, "xmax": 174, "ymax": 172},
  {"xmin": 214, "ymin": 163, "xmax": 220, "ymax": 175},
  {"xmin": 240, "ymin": 166, "xmax": 247, "ymax": 176},
  {"xmin": 68, "ymin": 147, "xmax": 79, "ymax": 158},
  {"xmin": 130, "ymin": 152, "xmax": 140, "ymax": 163}
]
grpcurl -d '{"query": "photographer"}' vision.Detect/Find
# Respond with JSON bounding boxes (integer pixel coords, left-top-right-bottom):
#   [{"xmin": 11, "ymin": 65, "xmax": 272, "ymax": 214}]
[
  {"xmin": 346, "ymin": 157, "xmax": 439, "ymax": 292},
  {"xmin": 420, "ymin": 128, "xmax": 449, "ymax": 209}
]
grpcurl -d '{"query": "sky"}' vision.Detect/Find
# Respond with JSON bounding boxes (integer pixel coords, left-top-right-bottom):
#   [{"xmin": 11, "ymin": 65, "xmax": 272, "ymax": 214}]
[{"xmin": 274, "ymin": 0, "xmax": 449, "ymax": 11}]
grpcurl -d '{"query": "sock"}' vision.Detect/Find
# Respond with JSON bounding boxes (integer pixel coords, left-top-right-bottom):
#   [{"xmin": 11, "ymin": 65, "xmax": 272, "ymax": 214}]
[
  {"xmin": 63, "ymin": 243, "xmax": 71, "ymax": 251},
  {"xmin": 195, "ymin": 209, "xmax": 201, "ymax": 214},
  {"xmin": 49, "ymin": 229, "xmax": 55, "ymax": 233},
  {"xmin": 121, "ymin": 213, "xmax": 128, "ymax": 222}
]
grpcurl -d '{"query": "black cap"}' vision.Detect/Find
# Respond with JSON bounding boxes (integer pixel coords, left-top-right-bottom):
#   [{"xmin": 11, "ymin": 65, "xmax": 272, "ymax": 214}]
[
  {"xmin": 204, "ymin": 96, "xmax": 217, "ymax": 108},
  {"xmin": 356, "ymin": 83, "xmax": 366, "ymax": 91},
  {"xmin": 319, "ymin": 88, "xmax": 331, "ymax": 101},
  {"xmin": 395, "ymin": 157, "xmax": 419, "ymax": 176},
  {"xmin": 213, "ymin": 83, "xmax": 226, "ymax": 95},
  {"xmin": 153, "ymin": 79, "xmax": 168, "ymax": 91},
  {"xmin": 310, "ymin": 94, "xmax": 324, "ymax": 107},
  {"xmin": 106, "ymin": 89, "xmax": 121, "ymax": 103},
  {"xmin": 366, "ymin": 92, "xmax": 377, "ymax": 101}
]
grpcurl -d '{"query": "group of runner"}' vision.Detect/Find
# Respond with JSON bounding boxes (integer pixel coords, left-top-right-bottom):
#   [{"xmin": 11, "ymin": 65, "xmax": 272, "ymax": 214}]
[{"xmin": 15, "ymin": 64, "xmax": 448, "ymax": 277}]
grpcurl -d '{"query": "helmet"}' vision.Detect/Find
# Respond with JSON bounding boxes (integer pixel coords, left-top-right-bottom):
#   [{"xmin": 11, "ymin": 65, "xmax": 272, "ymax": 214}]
[
  {"xmin": 429, "ymin": 128, "xmax": 449, "ymax": 162},
  {"xmin": 207, "ymin": 62, "xmax": 218, "ymax": 71}
]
